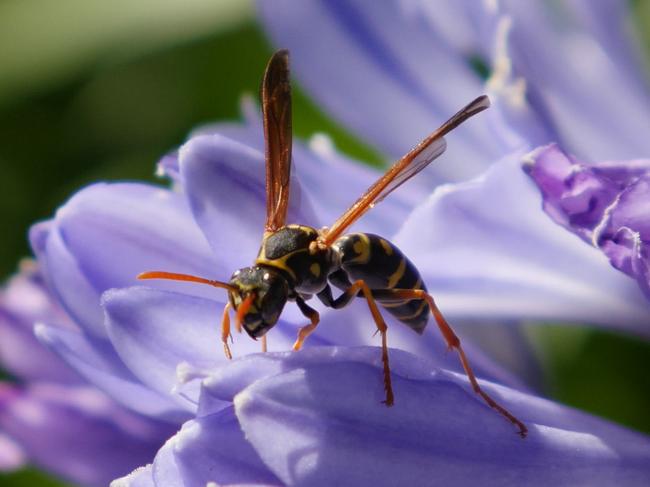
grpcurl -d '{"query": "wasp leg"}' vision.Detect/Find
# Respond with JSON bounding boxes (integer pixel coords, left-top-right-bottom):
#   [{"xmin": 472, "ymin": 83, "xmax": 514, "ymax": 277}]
[
  {"xmin": 221, "ymin": 302, "xmax": 233, "ymax": 360},
  {"xmin": 318, "ymin": 282, "xmax": 394, "ymax": 407},
  {"xmin": 292, "ymin": 296, "xmax": 321, "ymax": 351},
  {"xmin": 374, "ymin": 288, "xmax": 527, "ymax": 438},
  {"xmin": 261, "ymin": 335, "xmax": 268, "ymax": 353}
]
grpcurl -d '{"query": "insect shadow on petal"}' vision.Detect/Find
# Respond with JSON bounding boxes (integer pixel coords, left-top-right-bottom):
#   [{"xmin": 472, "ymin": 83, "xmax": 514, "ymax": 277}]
[{"xmin": 139, "ymin": 50, "xmax": 527, "ymax": 438}]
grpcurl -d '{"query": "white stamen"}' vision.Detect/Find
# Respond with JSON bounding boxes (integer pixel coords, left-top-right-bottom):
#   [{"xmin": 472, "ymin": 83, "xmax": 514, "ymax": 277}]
[
  {"xmin": 174, "ymin": 361, "xmax": 209, "ymax": 388},
  {"xmin": 521, "ymin": 143, "xmax": 555, "ymax": 168},
  {"xmin": 309, "ymin": 133, "xmax": 336, "ymax": 158},
  {"xmin": 486, "ymin": 15, "xmax": 527, "ymax": 109},
  {"xmin": 592, "ymin": 192, "xmax": 623, "ymax": 247}
]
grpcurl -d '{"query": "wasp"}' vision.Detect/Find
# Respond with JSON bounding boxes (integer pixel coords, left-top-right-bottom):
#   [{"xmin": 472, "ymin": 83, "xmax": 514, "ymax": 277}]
[{"xmin": 139, "ymin": 50, "xmax": 527, "ymax": 438}]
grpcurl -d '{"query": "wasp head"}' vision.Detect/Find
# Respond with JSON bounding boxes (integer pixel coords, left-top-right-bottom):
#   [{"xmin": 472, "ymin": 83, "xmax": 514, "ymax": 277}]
[{"xmin": 228, "ymin": 266, "xmax": 289, "ymax": 339}]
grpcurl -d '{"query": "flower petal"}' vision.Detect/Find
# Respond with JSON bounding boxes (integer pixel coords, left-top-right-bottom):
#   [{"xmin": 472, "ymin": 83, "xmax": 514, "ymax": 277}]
[
  {"xmin": 526, "ymin": 144, "xmax": 650, "ymax": 300},
  {"xmin": 195, "ymin": 346, "xmax": 520, "ymax": 418},
  {"xmin": 149, "ymin": 407, "xmax": 281, "ymax": 486},
  {"xmin": 258, "ymin": 0, "xmax": 511, "ymax": 180},
  {"xmin": 103, "ymin": 286, "xmax": 328, "ymax": 407},
  {"xmin": 393, "ymin": 151, "xmax": 650, "ymax": 333},
  {"xmin": 179, "ymin": 134, "xmax": 320, "ymax": 270},
  {"xmin": 32, "ymin": 183, "xmax": 219, "ymax": 338},
  {"xmin": 169, "ymin": 103, "xmax": 417, "ymax": 236},
  {"xmin": 35, "ymin": 323, "xmax": 190, "ymax": 423},
  {"xmin": 0, "ymin": 383, "xmax": 174, "ymax": 487},
  {"xmin": 229, "ymin": 349, "xmax": 650, "ymax": 487},
  {"xmin": 110, "ymin": 464, "xmax": 155, "ymax": 487},
  {"xmin": 31, "ymin": 223, "xmax": 107, "ymax": 337},
  {"xmin": 0, "ymin": 268, "xmax": 80, "ymax": 384},
  {"xmin": 498, "ymin": 0, "xmax": 650, "ymax": 160}
]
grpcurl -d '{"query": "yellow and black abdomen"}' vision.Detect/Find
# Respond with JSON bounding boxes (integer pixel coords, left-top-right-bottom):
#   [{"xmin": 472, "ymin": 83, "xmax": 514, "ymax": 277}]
[{"xmin": 332, "ymin": 233, "xmax": 429, "ymax": 334}]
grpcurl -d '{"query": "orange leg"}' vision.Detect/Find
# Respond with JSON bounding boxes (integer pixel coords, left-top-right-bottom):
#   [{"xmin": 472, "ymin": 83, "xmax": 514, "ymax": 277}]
[
  {"xmin": 382, "ymin": 288, "xmax": 527, "ymax": 438},
  {"xmin": 292, "ymin": 296, "xmax": 321, "ymax": 351},
  {"xmin": 261, "ymin": 335, "xmax": 268, "ymax": 353},
  {"xmin": 221, "ymin": 302, "xmax": 233, "ymax": 360},
  {"xmin": 319, "ymin": 281, "xmax": 394, "ymax": 407}
]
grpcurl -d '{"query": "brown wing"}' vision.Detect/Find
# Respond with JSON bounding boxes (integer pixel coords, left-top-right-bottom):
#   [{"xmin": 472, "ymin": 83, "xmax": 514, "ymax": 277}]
[
  {"xmin": 262, "ymin": 49, "xmax": 293, "ymax": 232},
  {"xmin": 319, "ymin": 95, "xmax": 490, "ymax": 246}
]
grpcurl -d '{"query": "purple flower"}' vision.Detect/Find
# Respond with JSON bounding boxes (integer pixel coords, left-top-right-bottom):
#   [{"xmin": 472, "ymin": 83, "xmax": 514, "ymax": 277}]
[
  {"xmin": 525, "ymin": 144, "xmax": 650, "ymax": 300},
  {"xmin": 0, "ymin": 264, "xmax": 175, "ymax": 486},
  {"xmin": 20, "ymin": 1, "xmax": 650, "ymax": 484},
  {"xmin": 258, "ymin": 0, "xmax": 650, "ymax": 171},
  {"xmin": 113, "ymin": 347, "xmax": 650, "ymax": 487},
  {"xmin": 255, "ymin": 1, "xmax": 650, "ymax": 327},
  {"xmin": 30, "ymin": 111, "xmax": 650, "ymax": 484},
  {"xmin": 30, "ymin": 113, "xmax": 525, "ymax": 427}
]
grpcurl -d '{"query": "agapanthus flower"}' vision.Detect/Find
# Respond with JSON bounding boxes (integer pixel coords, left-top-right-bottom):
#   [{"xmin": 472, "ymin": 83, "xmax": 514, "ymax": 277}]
[
  {"xmin": 30, "ymin": 106, "xmax": 523, "ymax": 427},
  {"xmin": 115, "ymin": 348, "xmax": 650, "ymax": 487},
  {"xmin": 0, "ymin": 262, "xmax": 175, "ymax": 486},
  {"xmin": 526, "ymin": 144, "xmax": 650, "ymax": 300},
  {"xmin": 258, "ymin": 0, "xmax": 650, "ymax": 169},
  {"xmin": 256, "ymin": 0, "xmax": 650, "ymax": 330},
  {"xmin": 31, "ymin": 107, "xmax": 650, "ymax": 485},
  {"xmin": 17, "ymin": 0, "xmax": 650, "ymax": 485}
]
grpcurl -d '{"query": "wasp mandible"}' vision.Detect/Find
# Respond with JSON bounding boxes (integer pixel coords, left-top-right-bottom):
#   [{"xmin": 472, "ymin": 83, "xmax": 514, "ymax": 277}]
[{"xmin": 139, "ymin": 50, "xmax": 527, "ymax": 438}]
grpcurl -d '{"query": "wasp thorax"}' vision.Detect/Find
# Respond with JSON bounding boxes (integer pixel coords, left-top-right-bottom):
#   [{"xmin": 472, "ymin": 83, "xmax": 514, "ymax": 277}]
[{"xmin": 228, "ymin": 266, "xmax": 289, "ymax": 339}]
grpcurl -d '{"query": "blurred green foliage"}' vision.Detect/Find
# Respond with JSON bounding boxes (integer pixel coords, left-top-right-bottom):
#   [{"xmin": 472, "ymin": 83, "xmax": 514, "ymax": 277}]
[{"xmin": 1, "ymin": 2, "xmax": 649, "ymax": 486}]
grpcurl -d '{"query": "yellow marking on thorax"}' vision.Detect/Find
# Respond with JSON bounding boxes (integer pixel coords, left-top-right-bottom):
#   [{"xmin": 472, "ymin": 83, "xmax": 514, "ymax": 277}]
[
  {"xmin": 387, "ymin": 258, "xmax": 406, "ymax": 288},
  {"xmin": 255, "ymin": 241, "xmax": 299, "ymax": 280},
  {"xmin": 310, "ymin": 262, "xmax": 321, "ymax": 278},
  {"xmin": 287, "ymin": 224, "xmax": 318, "ymax": 235},
  {"xmin": 255, "ymin": 252, "xmax": 299, "ymax": 281},
  {"xmin": 379, "ymin": 238, "xmax": 393, "ymax": 255}
]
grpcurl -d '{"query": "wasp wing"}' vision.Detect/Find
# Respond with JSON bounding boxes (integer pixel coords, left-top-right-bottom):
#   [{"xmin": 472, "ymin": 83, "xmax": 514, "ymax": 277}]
[
  {"xmin": 319, "ymin": 95, "xmax": 490, "ymax": 245},
  {"xmin": 262, "ymin": 50, "xmax": 293, "ymax": 233}
]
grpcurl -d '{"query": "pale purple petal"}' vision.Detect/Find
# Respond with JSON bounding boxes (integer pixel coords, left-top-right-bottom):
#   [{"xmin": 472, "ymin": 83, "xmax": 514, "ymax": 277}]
[
  {"xmin": 110, "ymin": 464, "xmax": 155, "ymax": 487},
  {"xmin": 31, "ymin": 183, "xmax": 219, "ymax": 338},
  {"xmin": 259, "ymin": 0, "xmax": 650, "ymax": 164},
  {"xmin": 153, "ymin": 407, "xmax": 281, "ymax": 486},
  {"xmin": 30, "ymin": 223, "xmax": 107, "ymax": 338},
  {"xmin": 0, "ymin": 383, "xmax": 174, "ymax": 487},
  {"xmin": 496, "ymin": 0, "xmax": 650, "ymax": 160},
  {"xmin": 193, "ymin": 347, "xmax": 521, "ymax": 419},
  {"xmin": 165, "ymin": 348, "xmax": 650, "ymax": 486},
  {"xmin": 0, "ymin": 267, "xmax": 80, "ymax": 384},
  {"xmin": 393, "ymin": 151, "xmax": 650, "ymax": 334},
  {"xmin": 35, "ymin": 323, "xmax": 191, "ymax": 423},
  {"xmin": 258, "ymin": 0, "xmax": 513, "ymax": 181},
  {"xmin": 130, "ymin": 411, "xmax": 282, "ymax": 486},
  {"xmin": 236, "ymin": 356, "xmax": 650, "ymax": 486},
  {"xmin": 312, "ymin": 303, "xmax": 529, "ymax": 391},
  {"xmin": 165, "ymin": 102, "xmax": 416, "ymax": 236},
  {"xmin": 179, "ymin": 134, "xmax": 319, "ymax": 270},
  {"xmin": 526, "ymin": 144, "xmax": 650, "ymax": 300},
  {"xmin": 102, "ymin": 287, "xmax": 330, "ymax": 407}
]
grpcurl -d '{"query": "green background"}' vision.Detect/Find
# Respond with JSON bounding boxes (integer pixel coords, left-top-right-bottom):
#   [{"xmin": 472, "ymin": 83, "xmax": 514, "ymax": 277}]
[{"xmin": 1, "ymin": 1, "xmax": 649, "ymax": 485}]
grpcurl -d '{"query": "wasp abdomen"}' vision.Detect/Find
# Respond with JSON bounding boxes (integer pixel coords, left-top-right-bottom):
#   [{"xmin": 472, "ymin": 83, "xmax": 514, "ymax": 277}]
[{"xmin": 332, "ymin": 233, "xmax": 429, "ymax": 334}]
